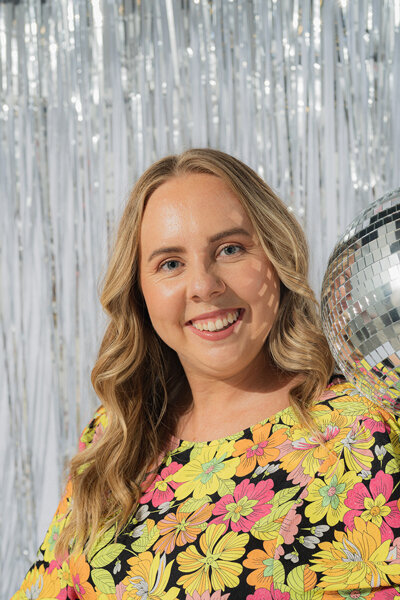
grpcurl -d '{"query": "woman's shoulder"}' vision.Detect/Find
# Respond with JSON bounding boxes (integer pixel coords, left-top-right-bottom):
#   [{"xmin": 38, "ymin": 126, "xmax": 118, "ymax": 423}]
[
  {"xmin": 311, "ymin": 377, "xmax": 400, "ymax": 433},
  {"xmin": 78, "ymin": 405, "xmax": 108, "ymax": 452}
]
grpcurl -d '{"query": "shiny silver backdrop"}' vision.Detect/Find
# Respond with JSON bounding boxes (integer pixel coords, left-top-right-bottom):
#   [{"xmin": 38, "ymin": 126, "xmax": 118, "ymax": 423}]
[{"xmin": 1, "ymin": 0, "xmax": 399, "ymax": 595}]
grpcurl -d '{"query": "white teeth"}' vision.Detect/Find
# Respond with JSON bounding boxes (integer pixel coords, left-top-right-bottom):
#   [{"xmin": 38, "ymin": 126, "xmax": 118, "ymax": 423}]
[{"xmin": 192, "ymin": 309, "xmax": 241, "ymax": 332}]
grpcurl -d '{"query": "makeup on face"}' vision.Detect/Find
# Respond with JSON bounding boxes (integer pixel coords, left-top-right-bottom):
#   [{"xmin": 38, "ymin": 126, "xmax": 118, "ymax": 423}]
[{"xmin": 139, "ymin": 173, "xmax": 280, "ymax": 378}]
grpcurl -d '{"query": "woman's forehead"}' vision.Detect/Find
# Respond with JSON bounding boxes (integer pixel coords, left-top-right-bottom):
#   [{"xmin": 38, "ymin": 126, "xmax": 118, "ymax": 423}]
[{"xmin": 141, "ymin": 173, "xmax": 253, "ymax": 237}]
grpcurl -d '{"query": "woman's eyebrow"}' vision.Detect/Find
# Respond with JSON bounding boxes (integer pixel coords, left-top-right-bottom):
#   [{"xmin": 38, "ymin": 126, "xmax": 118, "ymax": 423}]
[{"xmin": 147, "ymin": 227, "xmax": 252, "ymax": 263}]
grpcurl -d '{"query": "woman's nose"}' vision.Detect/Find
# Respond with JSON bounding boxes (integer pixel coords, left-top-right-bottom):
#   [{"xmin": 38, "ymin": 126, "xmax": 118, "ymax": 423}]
[{"xmin": 186, "ymin": 261, "xmax": 226, "ymax": 300}]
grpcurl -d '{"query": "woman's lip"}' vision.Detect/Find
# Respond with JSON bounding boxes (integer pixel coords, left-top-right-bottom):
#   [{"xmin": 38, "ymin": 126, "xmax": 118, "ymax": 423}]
[
  {"xmin": 187, "ymin": 309, "xmax": 244, "ymax": 340},
  {"xmin": 186, "ymin": 308, "xmax": 244, "ymax": 325}
]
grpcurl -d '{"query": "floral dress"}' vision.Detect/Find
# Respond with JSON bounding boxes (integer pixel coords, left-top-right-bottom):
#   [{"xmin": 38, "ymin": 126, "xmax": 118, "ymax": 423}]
[{"xmin": 11, "ymin": 382, "xmax": 400, "ymax": 600}]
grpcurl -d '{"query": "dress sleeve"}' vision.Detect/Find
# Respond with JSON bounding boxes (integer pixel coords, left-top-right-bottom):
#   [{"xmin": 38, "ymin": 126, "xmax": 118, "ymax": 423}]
[
  {"xmin": 10, "ymin": 406, "xmax": 107, "ymax": 600},
  {"xmin": 310, "ymin": 390, "xmax": 400, "ymax": 598}
]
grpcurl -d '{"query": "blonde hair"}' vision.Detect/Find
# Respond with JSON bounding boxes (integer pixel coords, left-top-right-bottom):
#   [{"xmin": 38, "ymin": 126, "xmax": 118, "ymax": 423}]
[{"xmin": 56, "ymin": 148, "xmax": 334, "ymax": 556}]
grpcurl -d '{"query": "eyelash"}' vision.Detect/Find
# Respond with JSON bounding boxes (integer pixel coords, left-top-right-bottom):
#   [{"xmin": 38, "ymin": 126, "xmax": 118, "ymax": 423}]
[{"xmin": 158, "ymin": 244, "xmax": 244, "ymax": 272}]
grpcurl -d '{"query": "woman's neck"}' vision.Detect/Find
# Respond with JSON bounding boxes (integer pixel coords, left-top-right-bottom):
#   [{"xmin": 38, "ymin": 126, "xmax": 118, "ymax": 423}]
[{"xmin": 174, "ymin": 367, "xmax": 301, "ymax": 443}]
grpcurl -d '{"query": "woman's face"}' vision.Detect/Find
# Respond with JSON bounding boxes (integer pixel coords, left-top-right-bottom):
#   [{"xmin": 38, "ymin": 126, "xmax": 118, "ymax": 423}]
[{"xmin": 139, "ymin": 173, "xmax": 280, "ymax": 381}]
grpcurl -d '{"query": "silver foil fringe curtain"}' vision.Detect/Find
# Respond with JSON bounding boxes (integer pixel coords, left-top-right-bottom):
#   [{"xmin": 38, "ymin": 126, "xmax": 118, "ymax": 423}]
[{"xmin": 1, "ymin": 0, "xmax": 400, "ymax": 595}]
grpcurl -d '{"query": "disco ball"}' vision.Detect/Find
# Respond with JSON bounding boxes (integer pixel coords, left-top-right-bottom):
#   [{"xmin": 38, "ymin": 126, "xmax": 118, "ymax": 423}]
[{"xmin": 321, "ymin": 188, "xmax": 400, "ymax": 415}]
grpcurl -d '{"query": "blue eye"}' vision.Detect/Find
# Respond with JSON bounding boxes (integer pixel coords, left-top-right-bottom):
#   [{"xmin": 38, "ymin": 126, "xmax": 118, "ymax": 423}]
[
  {"xmin": 159, "ymin": 259, "xmax": 182, "ymax": 272},
  {"xmin": 158, "ymin": 245, "xmax": 243, "ymax": 272},
  {"xmin": 220, "ymin": 244, "xmax": 243, "ymax": 256}
]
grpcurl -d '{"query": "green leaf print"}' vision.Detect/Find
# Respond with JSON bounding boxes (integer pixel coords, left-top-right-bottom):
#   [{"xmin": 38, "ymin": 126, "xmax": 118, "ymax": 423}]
[
  {"xmin": 251, "ymin": 515, "xmax": 281, "ymax": 540},
  {"xmin": 91, "ymin": 568, "xmax": 116, "ymax": 594},
  {"xmin": 189, "ymin": 444, "xmax": 204, "ymax": 461},
  {"xmin": 268, "ymin": 500, "xmax": 297, "ymax": 522},
  {"xmin": 385, "ymin": 458, "xmax": 399, "ymax": 474},
  {"xmin": 131, "ymin": 519, "xmax": 160, "ymax": 553},
  {"xmin": 273, "ymin": 485, "xmax": 300, "ymax": 505},
  {"xmin": 180, "ymin": 495, "xmax": 212, "ymax": 513},
  {"xmin": 329, "ymin": 400, "xmax": 366, "ymax": 416},
  {"xmin": 273, "ymin": 560, "xmax": 285, "ymax": 586},
  {"xmin": 90, "ymin": 543, "xmax": 125, "ymax": 567},
  {"xmin": 87, "ymin": 526, "xmax": 116, "ymax": 561},
  {"xmin": 286, "ymin": 564, "xmax": 319, "ymax": 600},
  {"xmin": 251, "ymin": 497, "xmax": 298, "ymax": 540},
  {"xmin": 290, "ymin": 590, "xmax": 314, "ymax": 600},
  {"xmin": 218, "ymin": 477, "xmax": 236, "ymax": 497},
  {"xmin": 287, "ymin": 565, "xmax": 311, "ymax": 592},
  {"xmin": 180, "ymin": 440, "xmax": 195, "ymax": 452},
  {"xmin": 226, "ymin": 430, "xmax": 245, "ymax": 441}
]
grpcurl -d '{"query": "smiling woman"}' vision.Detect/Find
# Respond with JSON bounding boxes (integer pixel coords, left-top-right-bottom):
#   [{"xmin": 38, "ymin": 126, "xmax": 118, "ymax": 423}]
[
  {"xmin": 139, "ymin": 173, "xmax": 285, "ymax": 441},
  {"xmin": 12, "ymin": 149, "xmax": 400, "ymax": 600}
]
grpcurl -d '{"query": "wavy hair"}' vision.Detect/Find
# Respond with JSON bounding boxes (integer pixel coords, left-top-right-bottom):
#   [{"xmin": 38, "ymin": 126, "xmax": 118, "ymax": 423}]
[{"xmin": 56, "ymin": 148, "xmax": 334, "ymax": 557}]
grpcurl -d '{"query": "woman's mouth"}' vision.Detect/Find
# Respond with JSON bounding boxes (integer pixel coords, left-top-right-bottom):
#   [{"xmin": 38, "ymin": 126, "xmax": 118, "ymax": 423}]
[{"xmin": 187, "ymin": 309, "xmax": 245, "ymax": 340}]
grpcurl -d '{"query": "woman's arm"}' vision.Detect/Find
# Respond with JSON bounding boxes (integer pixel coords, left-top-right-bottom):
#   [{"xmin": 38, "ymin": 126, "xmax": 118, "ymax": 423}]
[{"xmin": 11, "ymin": 406, "xmax": 107, "ymax": 600}]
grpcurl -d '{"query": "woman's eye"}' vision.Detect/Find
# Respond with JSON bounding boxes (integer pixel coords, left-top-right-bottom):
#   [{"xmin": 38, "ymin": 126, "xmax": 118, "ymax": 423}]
[
  {"xmin": 220, "ymin": 244, "xmax": 243, "ymax": 256},
  {"xmin": 159, "ymin": 259, "xmax": 182, "ymax": 272},
  {"xmin": 158, "ymin": 245, "xmax": 243, "ymax": 272}
]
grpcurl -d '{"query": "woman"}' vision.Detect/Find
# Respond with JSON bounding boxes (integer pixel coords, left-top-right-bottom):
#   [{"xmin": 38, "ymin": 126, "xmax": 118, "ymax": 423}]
[{"xmin": 12, "ymin": 149, "xmax": 400, "ymax": 600}]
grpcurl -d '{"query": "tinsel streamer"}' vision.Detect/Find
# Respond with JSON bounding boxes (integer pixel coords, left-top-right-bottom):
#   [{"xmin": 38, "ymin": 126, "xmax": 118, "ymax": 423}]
[{"xmin": 0, "ymin": 1, "xmax": 399, "ymax": 595}]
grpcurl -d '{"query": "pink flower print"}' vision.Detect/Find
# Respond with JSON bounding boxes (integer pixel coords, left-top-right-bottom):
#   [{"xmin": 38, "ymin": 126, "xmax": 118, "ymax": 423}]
[
  {"xmin": 344, "ymin": 470, "xmax": 400, "ymax": 541},
  {"xmin": 338, "ymin": 590, "xmax": 372, "ymax": 600},
  {"xmin": 363, "ymin": 417, "xmax": 388, "ymax": 435},
  {"xmin": 56, "ymin": 587, "xmax": 70, "ymax": 600},
  {"xmin": 247, "ymin": 440, "xmax": 268, "ymax": 458},
  {"xmin": 278, "ymin": 504, "xmax": 302, "ymax": 545},
  {"xmin": 71, "ymin": 574, "xmax": 84, "ymax": 598},
  {"xmin": 139, "ymin": 461, "xmax": 182, "ymax": 507},
  {"xmin": 371, "ymin": 588, "xmax": 400, "ymax": 600},
  {"xmin": 116, "ymin": 582, "xmax": 127, "ymax": 600},
  {"xmin": 210, "ymin": 478, "xmax": 274, "ymax": 533},
  {"xmin": 62, "ymin": 589, "xmax": 78, "ymax": 600},
  {"xmin": 92, "ymin": 422, "xmax": 105, "ymax": 444},
  {"xmin": 186, "ymin": 591, "xmax": 231, "ymax": 600},
  {"xmin": 78, "ymin": 423, "xmax": 104, "ymax": 452},
  {"xmin": 247, "ymin": 584, "xmax": 290, "ymax": 600}
]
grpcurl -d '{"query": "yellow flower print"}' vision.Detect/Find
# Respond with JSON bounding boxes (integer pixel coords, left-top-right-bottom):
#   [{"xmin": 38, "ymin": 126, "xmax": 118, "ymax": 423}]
[
  {"xmin": 279, "ymin": 410, "xmax": 349, "ymax": 485},
  {"xmin": 122, "ymin": 551, "xmax": 179, "ymax": 600},
  {"xmin": 13, "ymin": 564, "xmax": 61, "ymax": 599},
  {"xmin": 361, "ymin": 494, "xmax": 391, "ymax": 523},
  {"xmin": 56, "ymin": 478, "xmax": 72, "ymax": 518},
  {"xmin": 176, "ymin": 523, "xmax": 249, "ymax": 595},
  {"xmin": 304, "ymin": 460, "xmax": 361, "ymax": 526},
  {"xmin": 311, "ymin": 405, "xmax": 351, "ymax": 431},
  {"xmin": 310, "ymin": 517, "xmax": 400, "ymax": 589},
  {"xmin": 330, "ymin": 390, "xmax": 391, "ymax": 423},
  {"xmin": 42, "ymin": 521, "xmax": 63, "ymax": 563},
  {"xmin": 339, "ymin": 424, "xmax": 374, "ymax": 473},
  {"xmin": 172, "ymin": 441, "xmax": 240, "ymax": 501},
  {"xmin": 58, "ymin": 561, "xmax": 73, "ymax": 590}
]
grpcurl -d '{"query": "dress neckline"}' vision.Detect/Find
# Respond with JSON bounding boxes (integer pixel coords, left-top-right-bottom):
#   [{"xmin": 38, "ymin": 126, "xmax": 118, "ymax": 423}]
[
  {"xmin": 168, "ymin": 384, "xmax": 339, "ymax": 448},
  {"xmin": 169, "ymin": 403, "xmax": 294, "ymax": 448}
]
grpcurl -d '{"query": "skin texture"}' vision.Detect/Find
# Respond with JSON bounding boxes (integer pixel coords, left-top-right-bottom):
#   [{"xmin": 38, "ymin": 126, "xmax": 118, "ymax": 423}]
[{"xmin": 139, "ymin": 173, "xmax": 294, "ymax": 441}]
